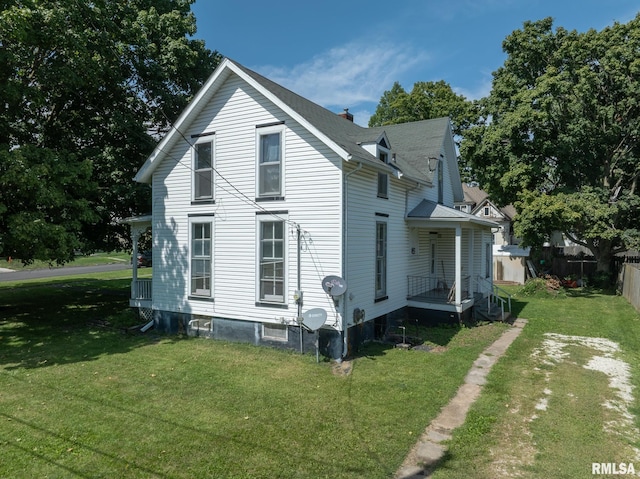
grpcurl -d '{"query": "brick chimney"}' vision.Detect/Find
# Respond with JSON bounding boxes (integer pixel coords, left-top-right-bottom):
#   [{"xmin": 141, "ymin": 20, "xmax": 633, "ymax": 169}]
[{"xmin": 338, "ymin": 108, "xmax": 354, "ymax": 122}]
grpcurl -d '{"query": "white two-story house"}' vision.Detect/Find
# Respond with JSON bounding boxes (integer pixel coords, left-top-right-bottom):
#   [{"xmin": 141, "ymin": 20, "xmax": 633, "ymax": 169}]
[{"xmin": 128, "ymin": 58, "xmax": 499, "ymax": 359}]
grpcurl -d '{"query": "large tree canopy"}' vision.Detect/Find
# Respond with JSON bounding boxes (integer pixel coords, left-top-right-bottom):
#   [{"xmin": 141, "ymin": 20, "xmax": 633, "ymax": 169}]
[
  {"xmin": 0, "ymin": 0, "xmax": 220, "ymax": 264},
  {"xmin": 368, "ymin": 80, "xmax": 477, "ymax": 135},
  {"xmin": 461, "ymin": 16, "xmax": 640, "ymax": 273}
]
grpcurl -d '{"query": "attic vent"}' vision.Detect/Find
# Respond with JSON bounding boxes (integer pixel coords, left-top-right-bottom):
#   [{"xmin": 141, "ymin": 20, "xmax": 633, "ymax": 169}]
[
  {"xmin": 378, "ymin": 137, "xmax": 389, "ymax": 149},
  {"xmin": 338, "ymin": 108, "xmax": 354, "ymax": 122}
]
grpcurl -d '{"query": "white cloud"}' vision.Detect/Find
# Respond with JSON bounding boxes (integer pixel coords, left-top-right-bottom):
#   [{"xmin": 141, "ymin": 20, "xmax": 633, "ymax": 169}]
[
  {"xmin": 254, "ymin": 40, "xmax": 429, "ymax": 111},
  {"xmin": 454, "ymin": 74, "xmax": 494, "ymax": 101}
]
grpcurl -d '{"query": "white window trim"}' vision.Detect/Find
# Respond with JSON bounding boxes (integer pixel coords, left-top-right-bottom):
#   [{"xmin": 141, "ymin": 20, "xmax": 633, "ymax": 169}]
[
  {"xmin": 377, "ymin": 172, "xmax": 388, "ymax": 199},
  {"xmin": 189, "ymin": 217, "xmax": 214, "ymax": 298},
  {"xmin": 375, "ymin": 221, "xmax": 388, "ymax": 299},
  {"xmin": 192, "ymin": 137, "xmax": 215, "ymax": 201},
  {"xmin": 263, "ymin": 323, "xmax": 288, "ymax": 342},
  {"xmin": 256, "ymin": 214, "xmax": 288, "ymax": 304},
  {"xmin": 255, "ymin": 124, "xmax": 285, "ymax": 198}
]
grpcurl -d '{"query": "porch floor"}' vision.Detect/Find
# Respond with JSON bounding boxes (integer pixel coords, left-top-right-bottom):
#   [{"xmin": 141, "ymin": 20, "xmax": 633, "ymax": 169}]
[
  {"xmin": 407, "ymin": 289, "xmax": 451, "ymax": 304},
  {"xmin": 407, "ymin": 288, "xmax": 471, "ymax": 305}
]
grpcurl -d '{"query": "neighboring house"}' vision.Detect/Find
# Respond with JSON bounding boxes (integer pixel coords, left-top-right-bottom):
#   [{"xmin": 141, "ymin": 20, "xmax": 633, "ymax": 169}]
[
  {"xmin": 127, "ymin": 58, "xmax": 499, "ymax": 360},
  {"xmin": 457, "ymin": 184, "xmax": 530, "ymax": 284}
]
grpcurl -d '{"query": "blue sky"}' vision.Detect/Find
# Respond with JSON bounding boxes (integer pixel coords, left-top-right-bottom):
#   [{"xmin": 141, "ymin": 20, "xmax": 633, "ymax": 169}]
[{"xmin": 191, "ymin": 1, "xmax": 638, "ymax": 126}]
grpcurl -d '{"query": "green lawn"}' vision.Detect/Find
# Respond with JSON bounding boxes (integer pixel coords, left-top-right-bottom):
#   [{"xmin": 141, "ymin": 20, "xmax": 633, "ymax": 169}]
[
  {"xmin": 0, "ymin": 252, "xmax": 131, "ymax": 271},
  {"xmin": 0, "ymin": 272, "xmax": 508, "ymax": 479},
  {"xmin": 434, "ymin": 285, "xmax": 640, "ymax": 479}
]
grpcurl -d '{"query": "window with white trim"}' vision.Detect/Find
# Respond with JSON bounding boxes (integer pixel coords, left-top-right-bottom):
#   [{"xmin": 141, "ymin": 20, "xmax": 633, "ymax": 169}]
[
  {"xmin": 257, "ymin": 126, "xmax": 284, "ymax": 198},
  {"xmin": 193, "ymin": 140, "xmax": 214, "ymax": 200},
  {"xmin": 377, "ymin": 172, "xmax": 388, "ymax": 198},
  {"xmin": 258, "ymin": 219, "xmax": 285, "ymax": 303},
  {"xmin": 485, "ymin": 242, "xmax": 491, "ymax": 278},
  {"xmin": 375, "ymin": 221, "xmax": 387, "ymax": 298},
  {"xmin": 263, "ymin": 323, "xmax": 288, "ymax": 341},
  {"xmin": 190, "ymin": 220, "xmax": 212, "ymax": 296}
]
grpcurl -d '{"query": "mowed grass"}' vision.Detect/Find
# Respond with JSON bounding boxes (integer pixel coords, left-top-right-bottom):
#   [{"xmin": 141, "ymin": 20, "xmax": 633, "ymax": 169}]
[
  {"xmin": 434, "ymin": 285, "xmax": 640, "ymax": 479},
  {"xmin": 0, "ymin": 252, "xmax": 131, "ymax": 271},
  {"xmin": 0, "ymin": 272, "xmax": 508, "ymax": 479}
]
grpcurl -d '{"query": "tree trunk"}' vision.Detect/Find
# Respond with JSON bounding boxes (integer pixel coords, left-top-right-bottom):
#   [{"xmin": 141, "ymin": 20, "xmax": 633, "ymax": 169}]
[{"xmin": 591, "ymin": 239, "xmax": 614, "ymax": 273}]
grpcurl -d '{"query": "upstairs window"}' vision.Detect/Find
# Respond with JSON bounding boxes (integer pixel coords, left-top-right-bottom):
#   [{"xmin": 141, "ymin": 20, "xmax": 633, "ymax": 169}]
[
  {"xmin": 257, "ymin": 125, "xmax": 284, "ymax": 198},
  {"xmin": 194, "ymin": 140, "xmax": 214, "ymax": 200},
  {"xmin": 377, "ymin": 172, "xmax": 388, "ymax": 198}
]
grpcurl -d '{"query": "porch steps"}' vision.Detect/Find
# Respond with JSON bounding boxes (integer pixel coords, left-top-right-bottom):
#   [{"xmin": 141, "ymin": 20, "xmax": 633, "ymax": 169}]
[{"xmin": 473, "ymin": 293, "xmax": 511, "ymax": 322}]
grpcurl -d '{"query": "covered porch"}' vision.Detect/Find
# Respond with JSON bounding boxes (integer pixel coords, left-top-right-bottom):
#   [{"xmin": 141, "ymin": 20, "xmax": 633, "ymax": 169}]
[
  {"xmin": 121, "ymin": 215, "xmax": 152, "ymax": 310},
  {"xmin": 405, "ymin": 199, "xmax": 498, "ymax": 318}
]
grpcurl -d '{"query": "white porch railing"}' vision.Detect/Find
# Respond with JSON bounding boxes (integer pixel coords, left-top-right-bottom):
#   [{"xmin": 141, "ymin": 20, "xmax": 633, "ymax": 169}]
[
  {"xmin": 131, "ymin": 278, "xmax": 152, "ymax": 300},
  {"xmin": 407, "ymin": 275, "xmax": 471, "ymax": 303},
  {"xmin": 475, "ymin": 276, "xmax": 512, "ymax": 321}
]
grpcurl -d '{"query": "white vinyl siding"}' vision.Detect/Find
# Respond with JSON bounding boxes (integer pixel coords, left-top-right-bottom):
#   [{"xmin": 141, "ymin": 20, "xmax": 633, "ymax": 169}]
[
  {"xmin": 344, "ymin": 163, "xmax": 416, "ymax": 323},
  {"xmin": 150, "ymin": 74, "xmax": 342, "ymax": 324}
]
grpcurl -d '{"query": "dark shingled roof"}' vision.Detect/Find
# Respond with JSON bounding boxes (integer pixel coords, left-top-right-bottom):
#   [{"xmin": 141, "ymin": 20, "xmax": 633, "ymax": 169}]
[
  {"xmin": 137, "ymin": 58, "xmax": 456, "ymax": 186},
  {"xmin": 232, "ymin": 60, "xmax": 447, "ymax": 184}
]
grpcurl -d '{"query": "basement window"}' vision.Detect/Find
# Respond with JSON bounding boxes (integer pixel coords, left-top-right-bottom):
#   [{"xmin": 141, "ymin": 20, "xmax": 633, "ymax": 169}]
[{"xmin": 263, "ymin": 323, "xmax": 288, "ymax": 342}]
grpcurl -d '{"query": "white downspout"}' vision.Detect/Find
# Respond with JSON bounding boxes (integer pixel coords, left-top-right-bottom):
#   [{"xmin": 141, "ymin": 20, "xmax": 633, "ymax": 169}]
[{"xmin": 342, "ymin": 162, "xmax": 362, "ymax": 359}]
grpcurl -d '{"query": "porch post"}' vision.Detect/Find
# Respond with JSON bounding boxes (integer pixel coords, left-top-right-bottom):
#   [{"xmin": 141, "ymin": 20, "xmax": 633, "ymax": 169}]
[
  {"xmin": 130, "ymin": 224, "xmax": 146, "ymax": 298},
  {"xmin": 455, "ymin": 225, "xmax": 462, "ymax": 304},
  {"xmin": 468, "ymin": 229, "xmax": 475, "ymax": 286}
]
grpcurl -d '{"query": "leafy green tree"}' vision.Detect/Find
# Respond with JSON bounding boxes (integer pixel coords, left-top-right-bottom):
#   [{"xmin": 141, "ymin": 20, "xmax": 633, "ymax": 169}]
[
  {"xmin": 0, "ymin": 0, "xmax": 220, "ymax": 264},
  {"xmin": 461, "ymin": 16, "xmax": 640, "ymax": 274}
]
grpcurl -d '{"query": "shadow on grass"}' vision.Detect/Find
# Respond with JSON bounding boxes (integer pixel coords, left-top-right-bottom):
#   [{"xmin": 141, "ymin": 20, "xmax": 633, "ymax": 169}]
[
  {"xmin": 348, "ymin": 321, "xmax": 476, "ymax": 361},
  {"xmin": 0, "ymin": 277, "xmax": 181, "ymax": 371}
]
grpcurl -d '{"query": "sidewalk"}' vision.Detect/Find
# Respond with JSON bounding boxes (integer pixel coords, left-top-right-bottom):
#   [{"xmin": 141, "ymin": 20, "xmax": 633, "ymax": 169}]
[{"xmin": 395, "ymin": 318, "xmax": 528, "ymax": 478}]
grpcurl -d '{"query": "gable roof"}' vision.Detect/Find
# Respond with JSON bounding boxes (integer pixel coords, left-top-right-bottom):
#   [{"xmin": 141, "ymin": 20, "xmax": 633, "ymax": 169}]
[
  {"xmin": 462, "ymin": 184, "xmax": 517, "ymax": 220},
  {"xmin": 135, "ymin": 58, "xmax": 456, "ymax": 187}
]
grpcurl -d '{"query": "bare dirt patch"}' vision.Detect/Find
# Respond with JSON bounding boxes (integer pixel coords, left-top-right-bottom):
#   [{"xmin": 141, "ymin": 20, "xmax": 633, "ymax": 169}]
[{"xmin": 487, "ymin": 333, "xmax": 640, "ymax": 478}]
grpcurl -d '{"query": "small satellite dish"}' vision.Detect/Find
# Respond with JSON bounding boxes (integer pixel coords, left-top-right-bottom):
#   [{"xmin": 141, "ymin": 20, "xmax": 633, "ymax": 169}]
[
  {"xmin": 322, "ymin": 275, "xmax": 347, "ymax": 296},
  {"xmin": 301, "ymin": 308, "xmax": 327, "ymax": 331}
]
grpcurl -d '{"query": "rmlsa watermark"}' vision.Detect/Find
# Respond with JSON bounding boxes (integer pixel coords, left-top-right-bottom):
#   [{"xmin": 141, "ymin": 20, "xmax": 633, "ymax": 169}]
[{"xmin": 592, "ymin": 463, "xmax": 636, "ymax": 475}]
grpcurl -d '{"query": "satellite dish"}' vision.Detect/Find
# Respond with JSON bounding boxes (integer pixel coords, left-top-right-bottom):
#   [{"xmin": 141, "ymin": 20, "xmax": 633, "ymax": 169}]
[
  {"xmin": 301, "ymin": 308, "xmax": 327, "ymax": 331},
  {"xmin": 322, "ymin": 275, "xmax": 347, "ymax": 296}
]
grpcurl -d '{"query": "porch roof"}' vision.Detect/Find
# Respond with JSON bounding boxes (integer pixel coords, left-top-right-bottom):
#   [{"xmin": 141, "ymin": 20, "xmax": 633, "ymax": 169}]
[
  {"xmin": 120, "ymin": 215, "xmax": 152, "ymax": 226},
  {"xmin": 406, "ymin": 199, "xmax": 498, "ymax": 228}
]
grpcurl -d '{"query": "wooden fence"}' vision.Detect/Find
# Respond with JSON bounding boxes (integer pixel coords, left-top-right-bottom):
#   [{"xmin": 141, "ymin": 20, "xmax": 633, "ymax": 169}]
[
  {"xmin": 619, "ymin": 263, "xmax": 640, "ymax": 313},
  {"xmin": 536, "ymin": 254, "xmax": 640, "ymax": 281}
]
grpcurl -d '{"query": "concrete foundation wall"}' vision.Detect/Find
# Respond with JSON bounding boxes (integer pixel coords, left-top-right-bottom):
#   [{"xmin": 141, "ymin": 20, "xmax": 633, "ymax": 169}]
[
  {"xmin": 152, "ymin": 304, "xmax": 471, "ymax": 360},
  {"xmin": 153, "ymin": 310, "xmax": 342, "ymax": 359}
]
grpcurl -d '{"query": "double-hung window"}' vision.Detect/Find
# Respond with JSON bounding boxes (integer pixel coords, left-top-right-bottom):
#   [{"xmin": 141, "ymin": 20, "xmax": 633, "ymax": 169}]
[
  {"xmin": 377, "ymin": 144, "xmax": 390, "ymax": 199},
  {"xmin": 377, "ymin": 172, "xmax": 388, "ymax": 198},
  {"xmin": 191, "ymin": 220, "xmax": 212, "ymax": 297},
  {"xmin": 194, "ymin": 140, "xmax": 214, "ymax": 201},
  {"xmin": 375, "ymin": 221, "xmax": 387, "ymax": 299},
  {"xmin": 259, "ymin": 220, "xmax": 285, "ymax": 303},
  {"xmin": 257, "ymin": 125, "xmax": 284, "ymax": 198}
]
